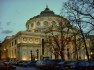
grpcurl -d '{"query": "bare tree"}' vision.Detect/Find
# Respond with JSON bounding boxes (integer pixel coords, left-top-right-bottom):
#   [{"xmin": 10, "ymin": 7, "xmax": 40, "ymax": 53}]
[
  {"xmin": 61, "ymin": 0, "xmax": 94, "ymax": 61},
  {"xmin": 43, "ymin": 18, "xmax": 82, "ymax": 60}
]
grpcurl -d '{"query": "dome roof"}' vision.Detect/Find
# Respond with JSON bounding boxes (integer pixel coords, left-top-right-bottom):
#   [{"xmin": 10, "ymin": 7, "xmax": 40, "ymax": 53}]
[
  {"xmin": 29, "ymin": 6, "xmax": 63, "ymax": 20},
  {"xmin": 40, "ymin": 6, "xmax": 55, "ymax": 16},
  {"xmin": 26, "ymin": 6, "xmax": 69, "ymax": 27},
  {"xmin": 26, "ymin": 6, "xmax": 71, "ymax": 32}
]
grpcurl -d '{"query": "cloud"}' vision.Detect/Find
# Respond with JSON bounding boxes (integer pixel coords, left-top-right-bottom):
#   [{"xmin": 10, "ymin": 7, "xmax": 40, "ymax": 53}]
[{"xmin": 1, "ymin": 30, "xmax": 13, "ymax": 34}]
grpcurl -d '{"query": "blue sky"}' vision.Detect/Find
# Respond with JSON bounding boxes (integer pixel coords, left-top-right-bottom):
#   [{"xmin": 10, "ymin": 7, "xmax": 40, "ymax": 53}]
[{"xmin": 0, "ymin": 0, "xmax": 68, "ymax": 42}]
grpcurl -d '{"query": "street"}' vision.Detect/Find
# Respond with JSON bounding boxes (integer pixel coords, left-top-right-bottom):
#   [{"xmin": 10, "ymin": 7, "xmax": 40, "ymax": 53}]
[{"xmin": 16, "ymin": 66, "xmax": 39, "ymax": 70}]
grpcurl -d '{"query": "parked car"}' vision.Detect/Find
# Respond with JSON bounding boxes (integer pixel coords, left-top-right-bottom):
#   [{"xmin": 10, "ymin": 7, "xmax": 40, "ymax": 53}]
[
  {"xmin": 0, "ymin": 61, "xmax": 16, "ymax": 70},
  {"xmin": 55, "ymin": 61, "xmax": 79, "ymax": 70},
  {"xmin": 75, "ymin": 61, "xmax": 90, "ymax": 70},
  {"xmin": 64, "ymin": 61, "xmax": 78, "ymax": 70},
  {"xmin": 54, "ymin": 61, "xmax": 65, "ymax": 70},
  {"xmin": 23, "ymin": 61, "xmax": 37, "ymax": 67},
  {"xmin": 36, "ymin": 60, "xmax": 46, "ymax": 68},
  {"xmin": 16, "ymin": 61, "xmax": 27, "ymax": 66},
  {"xmin": 36, "ymin": 59, "xmax": 60, "ymax": 70},
  {"xmin": 46, "ymin": 60, "xmax": 61, "ymax": 69},
  {"xmin": 4, "ymin": 61, "xmax": 11, "ymax": 65},
  {"xmin": 90, "ymin": 61, "xmax": 94, "ymax": 70}
]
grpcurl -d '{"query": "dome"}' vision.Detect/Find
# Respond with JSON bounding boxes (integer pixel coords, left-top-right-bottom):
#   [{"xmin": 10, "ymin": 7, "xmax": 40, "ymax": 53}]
[
  {"xmin": 29, "ymin": 6, "xmax": 62, "ymax": 20},
  {"xmin": 26, "ymin": 6, "xmax": 69, "ymax": 32},
  {"xmin": 40, "ymin": 6, "xmax": 55, "ymax": 16}
]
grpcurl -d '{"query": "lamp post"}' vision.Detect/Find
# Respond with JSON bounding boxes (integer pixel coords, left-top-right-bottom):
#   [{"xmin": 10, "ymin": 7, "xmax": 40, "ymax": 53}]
[
  {"xmin": 90, "ymin": 52, "xmax": 94, "ymax": 60},
  {"xmin": 36, "ymin": 49, "xmax": 39, "ymax": 60},
  {"xmin": 30, "ymin": 50, "xmax": 32, "ymax": 61}
]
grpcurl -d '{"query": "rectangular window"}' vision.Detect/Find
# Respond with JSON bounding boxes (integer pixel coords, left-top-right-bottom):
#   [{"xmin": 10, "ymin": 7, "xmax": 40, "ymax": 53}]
[
  {"xmin": 15, "ymin": 40, "xmax": 17, "ymax": 45},
  {"xmin": 12, "ymin": 42, "xmax": 13, "ymax": 46}
]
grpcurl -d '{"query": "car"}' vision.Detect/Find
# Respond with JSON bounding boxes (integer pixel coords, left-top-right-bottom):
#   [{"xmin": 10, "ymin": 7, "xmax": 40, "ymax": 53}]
[
  {"xmin": 45, "ymin": 60, "xmax": 60, "ymax": 69},
  {"xmin": 36, "ymin": 60, "xmax": 46, "ymax": 68},
  {"xmin": 64, "ymin": 61, "xmax": 78, "ymax": 70},
  {"xmin": 55, "ymin": 61, "xmax": 79, "ymax": 70},
  {"xmin": 4, "ymin": 61, "xmax": 11, "ymax": 65},
  {"xmin": 36, "ymin": 59, "xmax": 60, "ymax": 70},
  {"xmin": 14, "ymin": 60, "xmax": 22, "ymax": 66},
  {"xmin": 90, "ymin": 61, "xmax": 94, "ymax": 70},
  {"xmin": 15, "ymin": 61, "xmax": 26, "ymax": 66},
  {"xmin": 54, "ymin": 61, "xmax": 65, "ymax": 70},
  {"xmin": 75, "ymin": 61, "xmax": 90, "ymax": 70},
  {"xmin": 9, "ymin": 60, "xmax": 19, "ymax": 65},
  {"xmin": 0, "ymin": 61, "xmax": 16, "ymax": 70},
  {"xmin": 23, "ymin": 61, "xmax": 37, "ymax": 67}
]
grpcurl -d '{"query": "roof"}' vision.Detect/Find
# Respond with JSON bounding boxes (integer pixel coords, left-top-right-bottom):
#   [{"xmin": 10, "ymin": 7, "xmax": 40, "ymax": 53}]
[
  {"xmin": 26, "ymin": 6, "xmax": 69, "ymax": 27},
  {"xmin": 29, "ymin": 6, "xmax": 64, "ymax": 20},
  {"xmin": 40, "ymin": 6, "xmax": 55, "ymax": 16}
]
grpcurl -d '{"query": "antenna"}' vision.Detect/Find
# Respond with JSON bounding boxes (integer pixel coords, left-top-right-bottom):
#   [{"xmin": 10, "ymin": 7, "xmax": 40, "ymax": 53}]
[{"xmin": 46, "ymin": 5, "xmax": 48, "ymax": 8}]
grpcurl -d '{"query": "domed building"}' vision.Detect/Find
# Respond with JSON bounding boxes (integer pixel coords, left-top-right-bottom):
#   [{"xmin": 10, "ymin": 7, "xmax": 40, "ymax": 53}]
[{"xmin": 1, "ymin": 6, "xmax": 90, "ymax": 61}]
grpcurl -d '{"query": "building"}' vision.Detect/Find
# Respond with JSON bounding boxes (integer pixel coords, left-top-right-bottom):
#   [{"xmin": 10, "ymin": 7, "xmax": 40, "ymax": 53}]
[
  {"xmin": 0, "ymin": 42, "xmax": 2, "ymax": 60},
  {"xmin": 89, "ymin": 35, "xmax": 94, "ymax": 60},
  {"xmin": 1, "ymin": 6, "xmax": 90, "ymax": 61}
]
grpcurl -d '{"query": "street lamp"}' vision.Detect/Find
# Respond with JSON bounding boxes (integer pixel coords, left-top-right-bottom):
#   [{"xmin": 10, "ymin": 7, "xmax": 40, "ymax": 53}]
[
  {"xmin": 36, "ymin": 49, "xmax": 39, "ymax": 60},
  {"xmin": 90, "ymin": 52, "xmax": 94, "ymax": 60},
  {"xmin": 30, "ymin": 50, "xmax": 32, "ymax": 61}
]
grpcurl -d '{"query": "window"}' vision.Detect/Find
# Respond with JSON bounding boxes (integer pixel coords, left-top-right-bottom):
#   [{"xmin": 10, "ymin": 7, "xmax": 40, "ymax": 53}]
[
  {"xmin": 23, "ymin": 38, "xmax": 27, "ymax": 41},
  {"xmin": 29, "ymin": 38, "xmax": 33, "ymax": 42},
  {"xmin": 37, "ymin": 22, "xmax": 40, "ymax": 26},
  {"xmin": 31, "ymin": 23, "xmax": 34, "ymax": 27},
  {"xmin": 38, "ymin": 29, "xmax": 41, "ymax": 32},
  {"xmin": 35, "ymin": 38, "xmax": 39, "ymax": 42},
  {"xmin": 15, "ymin": 40, "xmax": 17, "ymax": 45},
  {"xmin": 44, "ymin": 21, "xmax": 48, "ymax": 26},
  {"xmin": 12, "ymin": 42, "xmax": 13, "ymax": 46},
  {"xmin": 52, "ymin": 21, "xmax": 57, "ymax": 26},
  {"xmin": 28, "ymin": 25, "xmax": 29, "ymax": 29},
  {"xmin": 35, "ymin": 30, "xmax": 38, "ymax": 32},
  {"xmin": 59, "ymin": 22, "xmax": 63, "ymax": 26}
]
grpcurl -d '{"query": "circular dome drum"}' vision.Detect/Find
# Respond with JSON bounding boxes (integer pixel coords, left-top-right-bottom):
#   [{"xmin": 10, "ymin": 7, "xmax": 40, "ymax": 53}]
[{"xmin": 26, "ymin": 6, "xmax": 70, "ymax": 32}]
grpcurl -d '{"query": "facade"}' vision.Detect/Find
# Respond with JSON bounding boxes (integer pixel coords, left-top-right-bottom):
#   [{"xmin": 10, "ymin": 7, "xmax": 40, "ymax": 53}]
[
  {"xmin": 89, "ymin": 35, "xmax": 94, "ymax": 60},
  {"xmin": 0, "ymin": 42, "xmax": 2, "ymax": 60},
  {"xmin": 1, "ymin": 7, "xmax": 91, "ymax": 61}
]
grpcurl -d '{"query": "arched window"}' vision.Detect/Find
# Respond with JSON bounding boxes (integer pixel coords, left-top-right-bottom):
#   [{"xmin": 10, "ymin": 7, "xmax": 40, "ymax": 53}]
[
  {"xmin": 23, "ymin": 37, "xmax": 27, "ymax": 42},
  {"xmin": 29, "ymin": 38, "xmax": 33, "ymax": 42},
  {"xmin": 31, "ymin": 23, "xmax": 34, "ymax": 27},
  {"xmin": 36, "ymin": 22, "xmax": 40, "ymax": 26},
  {"xmin": 44, "ymin": 21, "xmax": 48, "ymax": 26},
  {"xmin": 59, "ymin": 22, "xmax": 62, "ymax": 26},
  {"xmin": 52, "ymin": 21, "xmax": 57, "ymax": 26},
  {"xmin": 27, "ymin": 25, "xmax": 29, "ymax": 29}
]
